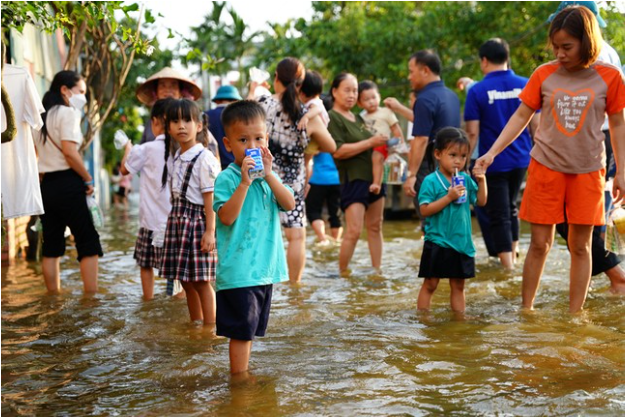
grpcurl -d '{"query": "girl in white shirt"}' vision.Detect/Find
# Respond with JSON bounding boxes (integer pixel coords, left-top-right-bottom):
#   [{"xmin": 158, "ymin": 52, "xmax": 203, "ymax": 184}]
[
  {"xmin": 159, "ymin": 99, "xmax": 221, "ymax": 325},
  {"xmin": 35, "ymin": 70, "xmax": 102, "ymax": 294},
  {"xmin": 120, "ymin": 98, "xmax": 173, "ymax": 300}
]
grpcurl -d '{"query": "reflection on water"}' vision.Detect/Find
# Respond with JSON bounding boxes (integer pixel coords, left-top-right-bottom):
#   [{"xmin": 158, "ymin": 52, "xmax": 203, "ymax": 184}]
[{"xmin": 2, "ymin": 197, "xmax": 624, "ymax": 416}]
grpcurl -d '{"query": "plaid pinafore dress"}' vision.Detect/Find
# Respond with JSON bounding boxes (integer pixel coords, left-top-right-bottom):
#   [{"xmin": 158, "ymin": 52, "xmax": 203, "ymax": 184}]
[{"xmin": 160, "ymin": 150, "xmax": 217, "ymax": 283}]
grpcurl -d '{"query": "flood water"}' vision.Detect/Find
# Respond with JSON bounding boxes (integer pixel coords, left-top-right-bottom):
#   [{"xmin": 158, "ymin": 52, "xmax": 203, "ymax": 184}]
[{"xmin": 2, "ymin": 195, "xmax": 624, "ymax": 416}]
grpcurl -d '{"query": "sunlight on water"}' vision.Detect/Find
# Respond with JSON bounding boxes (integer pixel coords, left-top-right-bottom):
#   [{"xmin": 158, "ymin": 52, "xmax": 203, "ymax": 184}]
[{"xmin": 2, "ymin": 197, "xmax": 624, "ymax": 416}]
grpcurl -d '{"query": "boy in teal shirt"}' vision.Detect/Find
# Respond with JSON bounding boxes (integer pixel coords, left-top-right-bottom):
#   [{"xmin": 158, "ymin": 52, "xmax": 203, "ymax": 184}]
[{"xmin": 213, "ymin": 101, "xmax": 295, "ymax": 375}]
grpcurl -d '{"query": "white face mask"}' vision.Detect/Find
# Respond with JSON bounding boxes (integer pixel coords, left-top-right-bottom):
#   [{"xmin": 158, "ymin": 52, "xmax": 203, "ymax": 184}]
[{"xmin": 68, "ymin": 92, "xmax": 87, "ymax": 110}]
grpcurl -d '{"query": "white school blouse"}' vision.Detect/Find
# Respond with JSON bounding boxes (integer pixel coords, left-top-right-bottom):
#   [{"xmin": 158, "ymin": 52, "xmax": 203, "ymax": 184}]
[
  {"xmin": 124, "ymin": 134, "xmax": 171, "ymax": 231},
  {"xmin": 168, "ymin": 143, "xmax": 220, "ymax": 205}
]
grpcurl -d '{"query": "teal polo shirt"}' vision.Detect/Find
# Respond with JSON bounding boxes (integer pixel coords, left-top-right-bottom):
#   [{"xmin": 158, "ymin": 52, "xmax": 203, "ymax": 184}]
[
  {"xmin": 418, "ymin": 169, "xmax": 478, "ymax": 257},
  {"xmin": 213, "ymin": 163, "xmax": 292, "ymax": 291}
]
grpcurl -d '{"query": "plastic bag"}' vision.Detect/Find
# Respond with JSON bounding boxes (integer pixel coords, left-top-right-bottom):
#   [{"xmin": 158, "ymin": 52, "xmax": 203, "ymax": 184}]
[
  {"xmin": 86, "ymin": 196, "xmax": 104, "ymax": 229},
  {"xmin": 113, "ymin": 129, "xmax": 130, "ymax": 150},
  {"xmin": 383, "ymin": 153, "xmax": 408, "ymax": 185},
  {"xmin": 249, "ymin": 67, "xmax": 270, "ymax": 83},
  {"xmin": 249, "ymin": 67, "xmax": 272, "ymax": 98},
  {"xmin": 605, "ymin": 206, "xmax": 625, "ymax": 255}
]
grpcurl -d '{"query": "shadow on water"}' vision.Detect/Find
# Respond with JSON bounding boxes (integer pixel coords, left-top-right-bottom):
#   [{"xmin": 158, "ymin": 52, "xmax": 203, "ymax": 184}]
[{"xmin": 2, "ymin": 195, "xmax": 624, "ymax": 416}]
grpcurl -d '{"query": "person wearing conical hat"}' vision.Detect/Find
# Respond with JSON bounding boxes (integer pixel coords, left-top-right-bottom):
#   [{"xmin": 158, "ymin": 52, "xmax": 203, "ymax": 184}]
[{"xmin": 137, "ymin": 67, "xmax": 202, "ymax": 144}]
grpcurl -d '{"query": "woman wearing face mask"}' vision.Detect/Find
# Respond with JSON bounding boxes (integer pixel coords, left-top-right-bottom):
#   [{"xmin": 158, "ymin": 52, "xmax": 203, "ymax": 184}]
[{"xmin": 34, "ymin": 70, "xmax": 103, "ymax": 294}]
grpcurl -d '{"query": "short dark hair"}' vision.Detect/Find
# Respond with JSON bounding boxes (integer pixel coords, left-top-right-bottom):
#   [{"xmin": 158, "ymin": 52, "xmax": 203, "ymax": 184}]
[
  {"xmin": 301, "ymin": 70, "xmax": 324, "ymax": 98},
  {"xmin": 410, "ymin": 50, "xmax": 442, "ymax": 75},
  {"xmin": 357, "ymin": 80, "xmax": 378, "ymax": 99},
  {"xmin": 221, "ymin": 100, "xmax": 267, "ymax": 133},
  {"xmin": 479, "ymin": 38, "xmax": 510, "ymax": 65},
  {"xmin": 549, "ymin": 5, "xmax": 602, "ymax": 67}
]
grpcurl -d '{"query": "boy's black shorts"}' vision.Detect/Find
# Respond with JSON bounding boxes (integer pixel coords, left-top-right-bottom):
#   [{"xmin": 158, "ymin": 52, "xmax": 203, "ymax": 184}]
[{"xmin": 216, "ymin": 284, "xmax": 273, "ymax": 341}]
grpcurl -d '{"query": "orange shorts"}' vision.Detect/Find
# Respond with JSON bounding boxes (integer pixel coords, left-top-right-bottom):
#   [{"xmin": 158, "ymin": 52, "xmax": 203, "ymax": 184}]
[{"xmin": 520, "ymin": 158, "xmax": 605, "ymax": 226}]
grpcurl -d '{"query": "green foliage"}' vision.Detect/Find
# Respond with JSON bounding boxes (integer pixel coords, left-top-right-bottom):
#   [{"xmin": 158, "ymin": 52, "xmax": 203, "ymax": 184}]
[
  {"xmin": 601, "ymin": 1, "xmax": 625, "ymax": 60},
  {"xmin": 183, "ymin": 0, "xmax": 260, "ymax": 85},
  {"xmin": 2, "ymin": 1, "xmax": 155, "ymax": 154},
  {"xmin": 254, "ymin": 1, "xmax": 625, "ymax": 108},
  {"xmin": 100, "ymin": 32, "xmax": 174, "ymax": 171}
]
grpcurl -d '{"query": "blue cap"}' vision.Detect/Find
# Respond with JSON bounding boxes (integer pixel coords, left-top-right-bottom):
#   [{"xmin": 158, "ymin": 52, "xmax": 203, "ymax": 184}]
[
  {"xmin": 547, "ymin": 1, "xmax": 607, "ymax": 28},
  {"xmin": 212, "ymin": 85, "xmax": 242, "ymax": 102}
]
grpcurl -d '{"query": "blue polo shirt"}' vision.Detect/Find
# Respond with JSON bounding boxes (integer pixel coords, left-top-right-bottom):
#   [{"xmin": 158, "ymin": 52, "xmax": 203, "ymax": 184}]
[
  {"xmin": 464, "ymin": 70, "xmax": 532, "ymax": 173},
  {"xmin": 213, "ymin": 164, "xmax": 292, "ymax": 291},
  {"xmin": 412, "ymin": 80, "xmax": 461, "ymax": 142}
]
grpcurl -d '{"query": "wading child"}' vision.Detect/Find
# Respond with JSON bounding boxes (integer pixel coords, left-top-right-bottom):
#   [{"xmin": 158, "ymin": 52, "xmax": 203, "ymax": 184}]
[
  {"xmin": 417, "ymin": 128, "xmax": 487, "ymax": 312},
  {"xmin": 121, "ymin": 98, "xmax": 173, "ymax": 300},
  {"xmin": 160, "ymin": 99, "xmax": 221, "ymax": 325},
  {"xmin": 214, "ymin": 100, "xmax": 296, "ymax": 374},
  {"xmin": 299, "ymin": 70, "xmax": 343, "ymax": 245}
]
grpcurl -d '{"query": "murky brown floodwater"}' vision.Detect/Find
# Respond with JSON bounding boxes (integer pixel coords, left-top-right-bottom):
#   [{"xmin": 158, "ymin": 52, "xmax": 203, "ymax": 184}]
[{"xmin": 2, "ymin": 194, "xmax": 624, "ymax": 416}]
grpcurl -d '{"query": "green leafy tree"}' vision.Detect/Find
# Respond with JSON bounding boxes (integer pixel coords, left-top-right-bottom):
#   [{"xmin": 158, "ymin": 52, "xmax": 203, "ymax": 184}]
[
  {"xmin": 2, "ymin": 1, "xmax": 153, "ymax": 149},
  {"xmin": 100, "ymin": 38, "xmax": 174, "ymax": 171},
  {"xmin": 253, "ymin": 1, "xmax": 624, "ymax": 106},
  {"xmin": 184, "ymin": 2, "xmax": 260, "ymax": 91}
]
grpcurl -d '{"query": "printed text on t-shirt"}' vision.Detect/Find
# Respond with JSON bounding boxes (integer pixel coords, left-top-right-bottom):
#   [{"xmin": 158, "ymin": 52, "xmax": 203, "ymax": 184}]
[{"xmin": 550, "ymin": 88, "xmax": 594, "ymax": 137}]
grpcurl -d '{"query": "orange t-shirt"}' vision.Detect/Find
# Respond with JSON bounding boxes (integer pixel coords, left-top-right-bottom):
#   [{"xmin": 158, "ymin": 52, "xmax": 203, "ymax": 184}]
[{"xmin": 519, "ymin": 60, "xmax": 625, "ymax": 174}]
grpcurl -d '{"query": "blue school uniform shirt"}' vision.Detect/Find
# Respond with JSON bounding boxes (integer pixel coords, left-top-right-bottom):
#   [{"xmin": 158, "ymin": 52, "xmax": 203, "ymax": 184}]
[
  {"xmin": 464, "ymin": 70, "xmax": 533, "ymax": 173},
  {"xmin": 213, "ymin": 163, "xmax": 293, "ymax": 291},
  {"xmin": 418, "ymin": 170, "xmax": 478, "ymax": 257}
]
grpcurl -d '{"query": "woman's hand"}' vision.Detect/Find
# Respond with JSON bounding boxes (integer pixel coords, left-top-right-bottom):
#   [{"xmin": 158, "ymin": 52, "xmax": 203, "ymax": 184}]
[
  {"xmin": 612, "ymin": 173, "xmax": 625, "ymax": 205},
  {"xmin": 370, "ymin": 134, "xmax": 388, "ymax": 148},
  {"xmin": 473, "ymin": 153, "xmax": 495, "ymax": 177},
  {"xmin": 85, "ymin": 178, "xmax": 94, "ymax": 195}
]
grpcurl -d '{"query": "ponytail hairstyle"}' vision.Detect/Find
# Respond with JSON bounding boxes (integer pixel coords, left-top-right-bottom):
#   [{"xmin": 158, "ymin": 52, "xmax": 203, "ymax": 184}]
[
  {"xmin": 275, "ymin": 57, "xmax": 305, "ymax": 124},
  {"xmin": 196, "ymin": 112, "xmax": 210, "ymax": 148},
  {"xmin": 357, "ymin": 80, "xmax": 379, "ymax": 102},
  {"xmin": 161, "ymin": 98, "xmax": 203, "ymax": 188},
  {"xmin": 40, "ymin": 70, "xmax": 81, "ymax": 144}
]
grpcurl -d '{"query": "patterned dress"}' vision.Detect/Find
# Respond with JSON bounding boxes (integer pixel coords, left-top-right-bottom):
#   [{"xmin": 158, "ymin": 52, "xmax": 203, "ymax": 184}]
[{"xmin": 258, "ymin": 95, "xmax": 309, "ymax": 228}]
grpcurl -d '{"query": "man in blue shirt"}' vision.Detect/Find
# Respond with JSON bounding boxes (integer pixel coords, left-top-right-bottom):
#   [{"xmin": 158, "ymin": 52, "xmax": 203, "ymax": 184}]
[
  {"xmin": 384, "ymin": 50, "xmax": 461, "ymax": 216},
  {"xmin": 464, "ymin": 38, "xmax": 536, "ymax": 269}
]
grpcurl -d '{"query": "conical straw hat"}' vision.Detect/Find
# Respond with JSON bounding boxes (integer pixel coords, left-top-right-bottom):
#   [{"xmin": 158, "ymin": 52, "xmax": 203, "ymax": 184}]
[{"xmin": 136, "ymin": 67, "xmax": 202, "ymax": 105}]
